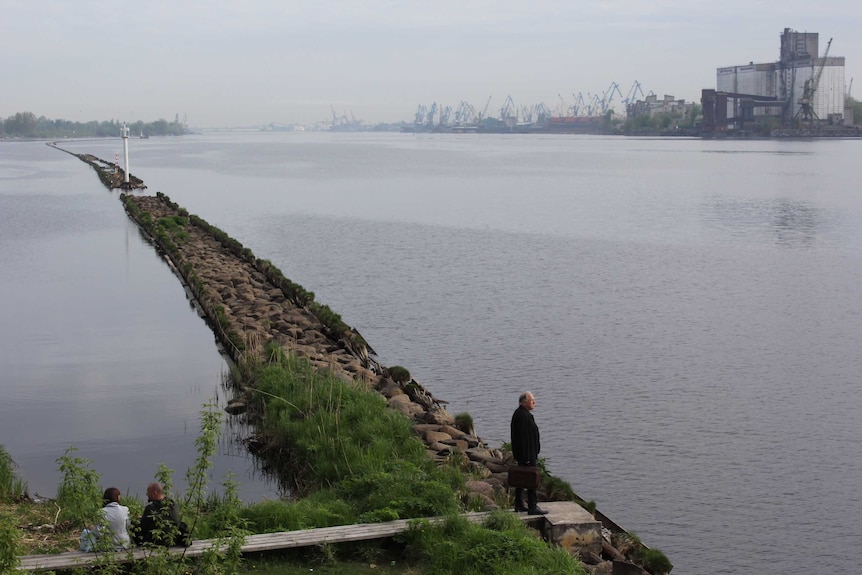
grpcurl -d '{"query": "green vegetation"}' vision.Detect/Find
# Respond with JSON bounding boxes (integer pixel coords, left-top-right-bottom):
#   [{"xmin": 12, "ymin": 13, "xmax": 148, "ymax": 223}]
[
  {"xmin": 121, "ymin": 192, "xmax": 368, "ymax": 357},
  {"xmin": 238, "ymin": 554, "xmax": 413, "ymax": 575},
  {"xmin": 387, "ymin": 366, "xmax": 411, "ymax": 384},
  {"xmin": 401, "ymin": 512, "xmax": 584, "ymax": 575},
  {"xmin": 846, "ymin": 96, "xmax": 862, "ymax": 124},
  {"xmin": 0, "ymin": 446, "xmax": 28, "ymax": 501},
  {"xmin": 0, "ymin": 508, "xmax": 21, "ymax": 574},
  {"xmin": 55, "ymin": 447, "xmax": 103, "ymax": 526},
  {"xmin": 453, "ymin": 412, "xmax": 474, "ymax": 435},
  {"xmin": 0, "ymin": 191, "xmax": 670, "ymax": 573},
  {"xmin": 614, "ymin": 532, "xmax": 673, "ymax": 575},
  {"xmin": 249, "ymin": 342, "xmax": 460, "ymax": 515},
  {"xmin": 619, "ymin": 103, "xmax": 701, "ymax": 134},
  {"xmin": 0, "ymin": 112, "xmax": 187, "ymax": 138},
  {"xmin": 40, "ymin": 402, "xmax": 248, "ymax": 574}
]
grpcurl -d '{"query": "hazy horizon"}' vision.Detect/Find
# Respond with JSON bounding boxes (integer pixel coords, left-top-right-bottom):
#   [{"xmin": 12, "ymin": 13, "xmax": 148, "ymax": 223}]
[{"xmin": 2, "ymin": 1, "xmax": 859, "ymax": 128}]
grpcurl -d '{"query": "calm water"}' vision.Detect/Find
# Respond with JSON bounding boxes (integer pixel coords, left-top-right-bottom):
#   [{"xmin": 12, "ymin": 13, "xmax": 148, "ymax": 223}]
[
  {"xmin": 3, "ymin": 133, "xmax": 862, "ymax": 574},
  {"xmin": 0, "ymin": 141, "xmax": 278, "ymax": 502}
]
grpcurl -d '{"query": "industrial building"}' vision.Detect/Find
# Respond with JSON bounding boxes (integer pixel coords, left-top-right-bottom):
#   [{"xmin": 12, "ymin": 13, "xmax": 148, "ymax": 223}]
[
  {"xmin": 626, "ymin": 94, "xmax": 695, "ymax": 120},
  {"xmin": 702, "ymin": 28, "xmax": 847, "ymax": 134}
]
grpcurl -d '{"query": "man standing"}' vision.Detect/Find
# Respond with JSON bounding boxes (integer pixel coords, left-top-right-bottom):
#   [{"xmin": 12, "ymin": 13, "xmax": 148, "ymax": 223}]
[{"xmin": 510, "ymin": 391, "xmax": 546, "ymax": 515}]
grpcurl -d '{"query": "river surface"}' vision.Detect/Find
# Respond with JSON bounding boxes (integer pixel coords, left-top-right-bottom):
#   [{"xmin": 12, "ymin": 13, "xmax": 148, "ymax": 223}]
[{"xmin": 2, "ymin": 133, "xmax": 861, "ymax": 574}]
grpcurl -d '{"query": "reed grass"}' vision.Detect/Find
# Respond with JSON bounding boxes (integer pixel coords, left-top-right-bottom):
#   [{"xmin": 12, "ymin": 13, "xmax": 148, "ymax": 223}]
[{"xmin": 0, "ymin": 446, "xmax": 27, "ymax": 501}]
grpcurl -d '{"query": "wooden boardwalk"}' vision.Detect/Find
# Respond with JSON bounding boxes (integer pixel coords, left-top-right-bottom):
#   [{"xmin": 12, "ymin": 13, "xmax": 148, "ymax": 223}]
[{"xmin": 20, "ymin": 511, "xmax": 541, "ymax": 571}]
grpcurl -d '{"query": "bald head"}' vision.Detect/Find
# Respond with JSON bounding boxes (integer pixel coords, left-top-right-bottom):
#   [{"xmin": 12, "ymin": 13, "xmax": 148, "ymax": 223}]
[
  {"xmin": 519, "ymin": 392, "xmax": 535, "ymax": 410},
  {"xmin": 146, "ymin": 482, "xmax": 164, "ymax": 501}
]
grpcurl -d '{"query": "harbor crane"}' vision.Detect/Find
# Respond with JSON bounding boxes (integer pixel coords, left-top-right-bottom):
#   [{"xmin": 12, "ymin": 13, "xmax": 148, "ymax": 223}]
[
  {"xmin": 500, "ymin": 95, "xmax": 516, "ymax": 120},
  {"xmin": 535, "ymin": 102, "xmax": 552, "ymax": 122},
  {"xmin": 622, "ymin": 81, "xmax": 645, "ymax": 106},
  {"xmin": 795, "ymin": 37, "xmax": 832, "ymax": 124},
  {"xmin": 558, "ymin": 94, "xmax": 571, "ymax": 117},
  {"xmin": 572, "ymin": 93, "xmax": 587, "ymax": 117},
  {"xmin": 427, "ymin": 102, "xmax": 438, "ymax": 126},
  {"xmin": 478, "ymin": 95, "xmax": 493, "ymax": 121},
  {"xmin": 439, "ymin": 105, "xmax": 453, "ymax": 127},
  {"xmin": 454, "ymin": 101, "xmax": 476, "ymax": 125},
  {"xmin": 601, "ymin": 82, "xmax": 624, "ymax": 114}
]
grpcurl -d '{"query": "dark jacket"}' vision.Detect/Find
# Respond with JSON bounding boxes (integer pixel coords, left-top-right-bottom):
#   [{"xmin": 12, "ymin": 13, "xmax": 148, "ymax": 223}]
[
  {"xmin": 510, "ymin": 404, "xmax": 540, "ymax": 465},
  {"xmin": 134, "ymin": 498, "xmax": 189, "ymax": 547}
]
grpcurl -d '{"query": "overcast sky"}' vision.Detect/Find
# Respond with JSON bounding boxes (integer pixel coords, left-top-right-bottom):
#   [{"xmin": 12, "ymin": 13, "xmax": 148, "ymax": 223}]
[{"xmin": 2, "ymin": 1, "xmax": 859, "ymax": 127}]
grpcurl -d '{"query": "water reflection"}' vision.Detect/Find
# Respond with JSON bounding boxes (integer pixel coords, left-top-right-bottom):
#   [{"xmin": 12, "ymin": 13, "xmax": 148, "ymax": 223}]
[
  {"xmin": 0, "ymin": 143, "xmax": 280, "ymax": 502},
  {"xmin": 701, "ymin": 195, "xmax": 830, "ymax": 248}
]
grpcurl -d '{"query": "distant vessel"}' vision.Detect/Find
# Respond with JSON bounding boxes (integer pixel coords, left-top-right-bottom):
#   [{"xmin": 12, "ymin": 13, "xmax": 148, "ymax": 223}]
[{"xmin": 139, "ymin": 131, "xmax": 149, "ymax": 139}]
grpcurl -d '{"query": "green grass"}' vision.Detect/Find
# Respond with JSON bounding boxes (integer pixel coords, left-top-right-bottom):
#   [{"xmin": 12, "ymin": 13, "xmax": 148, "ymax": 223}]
[
  {"xmin": 0, "ymin": 446, "xmax": 28, "ymax": 501},
  {"xmin": 238, "ymin": 553, "xmax": 422, "ymax": 575},
  {"xmin": 401, "ymin": 511, "xmax": 585, "ymax": 575},
  {"xmin": 249, "ymin": 345, "xmax": 461, "ymax": 520}
]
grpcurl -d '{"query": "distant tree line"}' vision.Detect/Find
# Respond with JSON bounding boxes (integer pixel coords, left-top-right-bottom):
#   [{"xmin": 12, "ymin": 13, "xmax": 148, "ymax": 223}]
[
  {"xmin": 847, "ymin": 96, "xmax": 862, "ymax": 123},
  {"xmin": 0, "ymin": 112, "xmax": 187, "ymax": 138}
]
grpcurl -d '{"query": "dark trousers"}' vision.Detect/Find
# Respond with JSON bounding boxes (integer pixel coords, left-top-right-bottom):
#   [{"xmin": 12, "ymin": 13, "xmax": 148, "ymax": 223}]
[{"xmin": 514, "ymin": 461, "xmax": 538, "ymax": 510}]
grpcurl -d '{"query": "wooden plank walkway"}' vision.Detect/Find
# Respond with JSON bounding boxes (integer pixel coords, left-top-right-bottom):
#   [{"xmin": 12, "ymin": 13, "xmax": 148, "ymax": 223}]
[{"xmin": 20, "ymin": 511, "xmax": 541, "ymax": 571}]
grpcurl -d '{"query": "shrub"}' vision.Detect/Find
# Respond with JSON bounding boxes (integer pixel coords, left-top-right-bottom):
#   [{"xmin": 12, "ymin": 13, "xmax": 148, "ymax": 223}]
[
  {"xmin": 388, "ymin": 366, "xmax": 411, "ymax": 384},
  {"xmin": 55, "ymin": 447, "xmax": 102, "ymax": 526}
]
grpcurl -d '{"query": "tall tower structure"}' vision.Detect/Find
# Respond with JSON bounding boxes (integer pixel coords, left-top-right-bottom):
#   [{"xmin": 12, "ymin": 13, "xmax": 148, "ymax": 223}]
[{"xmin": 121, "ymin": 122, "xmax": 130, "ymax": 184}]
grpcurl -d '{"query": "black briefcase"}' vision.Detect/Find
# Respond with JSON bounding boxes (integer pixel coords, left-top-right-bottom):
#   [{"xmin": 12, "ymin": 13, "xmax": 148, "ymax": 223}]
[{"xmin": 507, "ymin": 466, "xmax": 540, "ymax": 489}]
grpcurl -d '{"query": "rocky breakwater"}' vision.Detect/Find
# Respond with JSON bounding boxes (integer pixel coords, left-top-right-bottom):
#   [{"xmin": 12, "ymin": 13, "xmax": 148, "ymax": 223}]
[
  {"xmin": 48, "ymin": 143, "xmax": 147, "ymax": 190},
  {"xmin": 121, "ymin": 192, "xmax": 669, "ymax": 575},
  {"xmin": 120, "ymin": 194, "xmax": 505, "ymax": 486}
]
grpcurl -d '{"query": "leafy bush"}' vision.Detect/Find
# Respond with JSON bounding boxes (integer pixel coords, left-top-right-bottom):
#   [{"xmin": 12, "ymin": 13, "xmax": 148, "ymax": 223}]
[{"xmin": 55, "ymin": 447, "xmax": 102, "ymax": 526}]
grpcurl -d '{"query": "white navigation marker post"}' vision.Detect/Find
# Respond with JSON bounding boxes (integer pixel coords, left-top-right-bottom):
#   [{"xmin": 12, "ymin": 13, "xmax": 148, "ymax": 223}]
[{"xmin": 121, "ymin": 122, "xmax": 130, "ymax": 184}]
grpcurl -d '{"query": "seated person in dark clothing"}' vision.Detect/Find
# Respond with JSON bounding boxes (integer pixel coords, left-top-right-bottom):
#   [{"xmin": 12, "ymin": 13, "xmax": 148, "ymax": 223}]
[{"xmin": 133, "ymin": 482, "xmax": 190, "ymax": 547}]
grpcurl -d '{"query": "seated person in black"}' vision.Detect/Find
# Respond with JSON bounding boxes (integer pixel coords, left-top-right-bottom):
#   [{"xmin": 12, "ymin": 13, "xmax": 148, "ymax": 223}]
[{"xmin": 133, "ymin": 482, "xmax": 190, "ymax": 547}]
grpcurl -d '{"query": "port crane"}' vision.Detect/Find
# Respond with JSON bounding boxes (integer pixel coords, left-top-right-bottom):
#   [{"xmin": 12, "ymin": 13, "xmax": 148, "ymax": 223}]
[
  {"xmin": 454, "ymin": 101, "xmax": 476, "ymax": 125},
  {"xmin": 795, "ymin": 37, "xmax": 832, "ymax": 125},
  {"xmin": 499, "ymin": 95, "xmax": 516, "ymax": 120},
  {"xmin": 571, "ymin": 93, "xmax": 587, "ymax": 117},
  {"xmin": 557, "ymin": 94, "xmax": 571, "ymax": 116},
  {"xmin": 535, "ymin": 102, "xmax": 552, "ymax": 122},
  {"xmin": 478, "ymin": 95, "xmax": 493, "ymax": 121},
  {"xmin": 600, "ymin": 82, "xmax": 624, "ymax": 115},
  {"xmin": 622, "ymin": 81, "xmax": 645, "ymax": 106},
  {"xmin": 439, "ymin": 105, "xmax": 453, "ymax": 127}
]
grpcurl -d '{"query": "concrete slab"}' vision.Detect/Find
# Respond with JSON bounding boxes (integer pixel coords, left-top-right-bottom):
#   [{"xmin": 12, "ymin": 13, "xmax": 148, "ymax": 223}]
[{"xmin": 539, "ymin": 501, "xmax": 604, "ymax": 558}]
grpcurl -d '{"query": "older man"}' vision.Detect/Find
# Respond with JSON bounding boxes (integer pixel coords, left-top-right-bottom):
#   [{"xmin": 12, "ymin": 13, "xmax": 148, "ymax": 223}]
[
  {"xmin": 510, "ymin": 391, "xmax": 546, "ymax": 515},
  {"xmin": 134, "ymin": 482, "xmax": 189, "ymax": 547}
]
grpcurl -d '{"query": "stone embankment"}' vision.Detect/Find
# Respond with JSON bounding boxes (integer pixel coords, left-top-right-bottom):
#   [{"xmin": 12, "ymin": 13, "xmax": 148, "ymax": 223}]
[{"xmin": 120, "ymin": 192, "xmax": 665, "ymax": 575}]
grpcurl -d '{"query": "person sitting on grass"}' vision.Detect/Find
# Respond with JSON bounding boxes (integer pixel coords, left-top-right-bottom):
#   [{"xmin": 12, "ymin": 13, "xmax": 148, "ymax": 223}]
[
  {"xmin": 79, "ymin": 487, "xmax": 131, "ymax": 551},
  {"xmin": 133, "ymin": 482, "xmax": 190, "ymax": 547}
]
